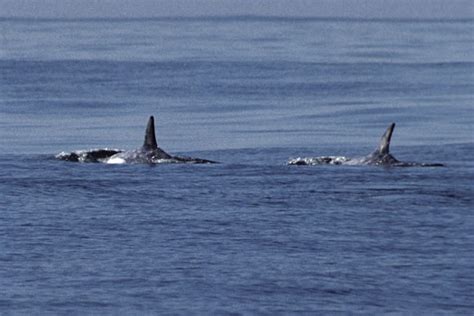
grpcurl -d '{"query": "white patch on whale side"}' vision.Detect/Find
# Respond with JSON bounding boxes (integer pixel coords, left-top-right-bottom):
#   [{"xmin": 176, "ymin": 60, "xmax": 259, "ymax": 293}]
[{"xmin": 105, "ymin": 156, "xmax": 126, "ymax": 164}]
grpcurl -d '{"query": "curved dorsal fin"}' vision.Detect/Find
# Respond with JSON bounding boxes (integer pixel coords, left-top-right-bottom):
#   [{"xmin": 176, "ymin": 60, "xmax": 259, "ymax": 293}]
[
  {"xmin": 143, "ymin": 116, "xmax": 158, "ymax": 150},
  {"xmin": 377, "ymin": 123, "xmax": 396, "ymax": 155}
]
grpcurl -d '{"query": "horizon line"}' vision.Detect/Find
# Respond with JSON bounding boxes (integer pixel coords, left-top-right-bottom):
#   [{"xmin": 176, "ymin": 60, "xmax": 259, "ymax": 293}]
[{"xmin": 0, "ymin": 15, "xmax": 472, "ymax": 23}]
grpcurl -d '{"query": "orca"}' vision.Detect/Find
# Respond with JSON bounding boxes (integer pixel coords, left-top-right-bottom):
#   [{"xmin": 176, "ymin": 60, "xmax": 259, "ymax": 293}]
[
  {"xmin": 56, "ymin": 148, "xmax": 122, "ymax": 163},
  {"xmin": 56, "ymin": 116, "xmax": 217, "ymax": 164},
  {"xmin": 288, "ymin": 123, "xmax": 444, "ymax": 167}
]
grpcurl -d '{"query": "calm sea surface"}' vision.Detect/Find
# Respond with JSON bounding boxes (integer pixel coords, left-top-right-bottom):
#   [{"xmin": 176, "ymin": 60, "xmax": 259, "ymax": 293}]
[{"xmin": 1, "ymin": 17, "xmax": 473, "ymax": 314}]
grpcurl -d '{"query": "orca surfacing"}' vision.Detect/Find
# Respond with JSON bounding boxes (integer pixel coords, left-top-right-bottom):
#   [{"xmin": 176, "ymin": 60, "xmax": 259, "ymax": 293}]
[
  {"xmin": 56, "ymin": 116, "xmax": 217, "ymax": 164},
  {"xmin": 288, "ymin": 123, "xmax": 444, "ymax": 167}
]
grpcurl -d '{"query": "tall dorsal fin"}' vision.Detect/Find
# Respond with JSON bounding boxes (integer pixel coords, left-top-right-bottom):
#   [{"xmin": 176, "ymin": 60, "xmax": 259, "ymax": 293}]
[
  {"xmin": 376, "ymin": 123, "xmax": 396, "ymax": 155},
  {"xmin": 143, "ymin": 116, "xmax": 158, "ymax": 150}
]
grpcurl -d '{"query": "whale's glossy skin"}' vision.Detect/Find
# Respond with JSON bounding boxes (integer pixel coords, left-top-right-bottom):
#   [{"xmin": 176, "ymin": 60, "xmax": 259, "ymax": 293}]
[
  {"xmin": 56, "ymin": 148, "xmax": 122, "ymax": 163},
  {"xmin": 288, "ymin": 123, "xmax": 444, "ymax": 167},
  {"xmin": 56, "ymin": 116, "xmax": 217, "ymax": 164}
]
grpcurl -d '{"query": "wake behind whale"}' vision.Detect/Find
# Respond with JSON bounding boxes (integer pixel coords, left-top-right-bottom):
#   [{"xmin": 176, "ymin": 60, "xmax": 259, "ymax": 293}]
[
  {"xmin": 56, "ymin": 116, "xmax": 217, "ymax": 164},
  {"xmin": 288, "ymin": 123, "xmax": 444, "ymax": 167}
]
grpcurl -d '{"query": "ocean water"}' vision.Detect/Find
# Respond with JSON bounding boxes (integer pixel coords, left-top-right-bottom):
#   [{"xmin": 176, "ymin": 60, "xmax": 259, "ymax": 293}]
[{"xmin": 1, "ymin": 17, "xmax": 473, "ymax": 314}]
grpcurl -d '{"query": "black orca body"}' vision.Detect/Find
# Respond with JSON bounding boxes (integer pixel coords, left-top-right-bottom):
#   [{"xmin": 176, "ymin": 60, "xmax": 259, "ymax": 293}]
[
  {"xmin": 288, "ymin": 123, "xmax": 444, "ymax": 167},
  {"xmin": 56, "ymin": 148, "xmax": 122, "ymax": 163},
  {"xmin": 56, "ymin": 116, "xmax": 217, "ymax": 164}
]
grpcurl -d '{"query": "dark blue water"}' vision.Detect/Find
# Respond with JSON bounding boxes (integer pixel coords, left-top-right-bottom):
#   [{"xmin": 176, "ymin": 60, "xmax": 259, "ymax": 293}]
[{"xmin": 1, "ymin": 17, "xmax": 473, "ymax": 314}]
